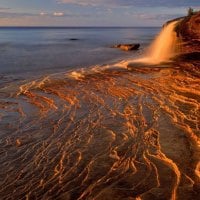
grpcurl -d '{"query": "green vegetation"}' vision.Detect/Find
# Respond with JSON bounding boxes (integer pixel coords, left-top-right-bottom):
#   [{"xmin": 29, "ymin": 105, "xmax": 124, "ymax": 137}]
[
  {"xmin": 187, "ymin": 7, "xmax": 200, "ymax": 16},
  {"xmin": 188, "ymin": 7, "xmax": 194, "ymax": 16}
]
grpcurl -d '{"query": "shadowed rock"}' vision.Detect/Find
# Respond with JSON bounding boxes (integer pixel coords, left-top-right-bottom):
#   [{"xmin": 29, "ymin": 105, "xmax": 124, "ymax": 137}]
[{"xmin": 176, "ymin": 52, "xmax": 200, "ymax": 61}]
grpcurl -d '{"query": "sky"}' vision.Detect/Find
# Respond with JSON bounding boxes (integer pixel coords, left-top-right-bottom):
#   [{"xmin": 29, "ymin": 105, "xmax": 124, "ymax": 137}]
[{"xmin": 0, "ymin": 0, "xmax": 199, "ymax": 26}]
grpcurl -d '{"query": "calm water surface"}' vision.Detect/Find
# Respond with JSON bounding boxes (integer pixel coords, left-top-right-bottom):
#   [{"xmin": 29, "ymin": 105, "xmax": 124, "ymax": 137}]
[{"xmin": 0, "ymin": 27, "xmax": 159, "ymax": 76}]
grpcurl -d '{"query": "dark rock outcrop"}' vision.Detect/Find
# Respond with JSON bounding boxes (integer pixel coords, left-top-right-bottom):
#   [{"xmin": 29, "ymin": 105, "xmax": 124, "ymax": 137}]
[
  {"xmin": 113, "ymin": 43, "xmax": 140, "ymax": 51},
  {"xmin": 69, "ymin": 38, "xmax": 79, "ymax": 41}
]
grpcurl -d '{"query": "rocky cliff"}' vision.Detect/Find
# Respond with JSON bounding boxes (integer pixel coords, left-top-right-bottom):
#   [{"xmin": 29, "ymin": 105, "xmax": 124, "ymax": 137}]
[
  {"xmin": 174, "ymin": 11, "xmax": 200, "ymax": 76},
  {"xmin": 176, "ymin": 11, "xmax": 200, "ymax": 53}
]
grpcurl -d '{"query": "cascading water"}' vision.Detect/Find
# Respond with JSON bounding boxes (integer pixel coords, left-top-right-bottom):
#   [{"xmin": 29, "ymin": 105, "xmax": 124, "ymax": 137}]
[{"xmin": 133, "ymin": 21, "xmax": 178, "ymax": 64}]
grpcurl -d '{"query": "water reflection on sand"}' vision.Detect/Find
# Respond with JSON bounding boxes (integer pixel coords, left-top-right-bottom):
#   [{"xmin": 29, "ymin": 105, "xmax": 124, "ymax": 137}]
[{"xmin": 0, "ymin": 64, "xmax": 199, "ymax": 200}]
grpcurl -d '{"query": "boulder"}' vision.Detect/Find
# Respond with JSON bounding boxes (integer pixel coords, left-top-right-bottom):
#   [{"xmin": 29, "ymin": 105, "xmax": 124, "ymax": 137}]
[{"xmin": 113, "ymin": 43, "xmax": 140, "ymax": 51}]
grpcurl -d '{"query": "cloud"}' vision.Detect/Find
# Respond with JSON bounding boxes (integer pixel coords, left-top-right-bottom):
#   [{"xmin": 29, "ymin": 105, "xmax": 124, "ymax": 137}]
[
  {"xmin": 0, "ymin": 12, "xmax": 57, "ymax": 19},
  {"xmin": 136, "ymin": 13, "xmax": 184, "ymax": 21},
  {"xmin": 40, "ymin": 12, "xmax": 48, "ymax": 16},
  {"xmin": 0, "ymin": 10, "xmax": 91, "ymax": 20},
  {"xmin": 0, "ymin": 7, "xmax": 10, "ymax": 11},
  {"xmin": 0, "ymin": 11, "xmax": 37, "ymax": 18},
  {"xmin": 0, "ymin": 11, "xmax": 68, "ymax": 19},
  {"xmin": 57, "ymin": 0, "xmax": 101, "ymax": 6},
  {"xmin": 58, "ymin": 0, "xmax": 200, "ymax": 8},
  {"xmin": 53, "ymin": 12, "xmax": 64, "ymax": 16}
]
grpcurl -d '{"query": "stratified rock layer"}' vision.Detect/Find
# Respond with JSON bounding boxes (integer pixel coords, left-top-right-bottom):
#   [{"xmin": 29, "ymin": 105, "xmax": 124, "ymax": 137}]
[{"xmin": 177, "ymin": 12, "xmax": 200, "ymax": 54}]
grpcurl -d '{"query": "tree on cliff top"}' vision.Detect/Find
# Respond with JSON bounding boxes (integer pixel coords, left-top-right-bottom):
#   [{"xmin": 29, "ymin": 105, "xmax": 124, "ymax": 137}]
[{"xmin": 188, "ymin": 7, "xmax": 194, "ymax": 16}]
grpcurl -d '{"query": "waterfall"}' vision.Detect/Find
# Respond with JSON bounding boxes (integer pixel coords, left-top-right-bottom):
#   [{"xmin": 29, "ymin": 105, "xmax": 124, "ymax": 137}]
[{"xmin": 134, "ymin": 21, "xmax": 178, "ymax": 65}]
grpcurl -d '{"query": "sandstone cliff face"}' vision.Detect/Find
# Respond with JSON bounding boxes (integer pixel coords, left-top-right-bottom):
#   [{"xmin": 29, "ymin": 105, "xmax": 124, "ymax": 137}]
[
  {"xmin": 177, "ymin": 12, "xmax": 200, "ymax": 53},
  {"xmin": 175, "ymin": 12, "xmax": 200, "ymax": 76},
  {"xmin": 178, "ymin": 12, "xmax": 200, "ymax": 40}
]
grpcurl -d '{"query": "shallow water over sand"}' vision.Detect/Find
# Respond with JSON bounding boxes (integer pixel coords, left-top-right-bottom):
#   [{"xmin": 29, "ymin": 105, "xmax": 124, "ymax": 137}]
[{"xmin": 0, "ymin": 63, "xmax": 199, "ymax": 199}]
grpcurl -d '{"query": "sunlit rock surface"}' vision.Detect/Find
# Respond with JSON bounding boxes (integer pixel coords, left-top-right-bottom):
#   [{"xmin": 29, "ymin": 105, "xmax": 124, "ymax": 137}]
[
  {"xmin": 177, "ymin": 11, "xmax": 200, "ymax": 54},
  {"xmin": 113, "ymin": 44, "xmax": 140, "ymax": 51},
  {"xmin": 0, "ymin": 13, "xmax": 200, "ymax": 200}
]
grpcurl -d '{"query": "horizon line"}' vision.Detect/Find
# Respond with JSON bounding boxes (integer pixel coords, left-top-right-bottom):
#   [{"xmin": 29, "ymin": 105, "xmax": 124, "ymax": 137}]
[{"xmin": 0, "ymin": 26, "xmax": 161, "ymax": 28}]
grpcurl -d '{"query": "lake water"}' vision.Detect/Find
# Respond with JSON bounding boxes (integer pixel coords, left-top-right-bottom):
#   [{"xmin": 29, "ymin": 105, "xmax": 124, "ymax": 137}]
[{"xmin": 0, "ymin": 27, "xmax": 160, "ymax": 76}]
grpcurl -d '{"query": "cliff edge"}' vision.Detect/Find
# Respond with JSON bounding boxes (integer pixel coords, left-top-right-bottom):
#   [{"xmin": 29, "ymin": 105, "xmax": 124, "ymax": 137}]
[
  {"xmin": 176, "ymin": 11, "xmax": 200, "ymax": 53},
  {"xmin": 174, "ymin": 11, "xmax": 200, "ymax": 75}
]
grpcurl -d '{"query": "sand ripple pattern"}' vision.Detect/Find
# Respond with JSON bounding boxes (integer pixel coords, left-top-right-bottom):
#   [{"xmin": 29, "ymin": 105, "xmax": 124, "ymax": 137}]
[{"xmin": 0, "ymin": 65, "xmax": 199, "ymax": 200}]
